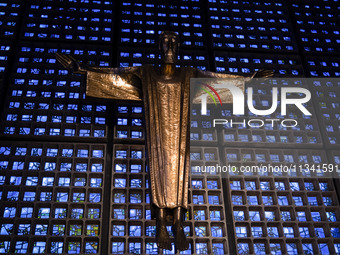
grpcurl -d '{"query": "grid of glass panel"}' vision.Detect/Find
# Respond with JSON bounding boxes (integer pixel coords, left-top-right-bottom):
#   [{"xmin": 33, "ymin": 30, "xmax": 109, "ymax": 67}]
[
  {"xmin": 0, "ymin": 1, "xmax": 21, "ymax": 39},
  {"xmin": 191, "ymin": 100, "xmax": 340, "ymax": 254},
  {"xmin": 225, "ymin": 148, "xmax": 340, "ymax": 254},
  {"xmin": 114, "ymin": 103, "xmax": 145, "ymax": 140},
  {"xmin": 0, "ymin": 42, "xmax": 10, "ymax": 90},
  {"xmin": 119, "ymin": 48, "xmax": 209, "ymax": 70},
  {"xmin": 208, "ymin": 0, "xmax": 297, "ymax": 52},
  {"xmin": 307, "ymin": 56, "xmax": 340, "ymax": 77},
  {"xmin": 308, "ymin": 79, "xmax": 340, "ymax": 148},
  {"xmin": 0, "ymin": 142, "xmax": 105, "ymax": 254},
  {"xmin": 0, "ymin": 43, "xmax": 110, "ymax": 139},
  {"xmin": 22, "ymin": 0, "xmax": 114, "ymax": 43},
  {"xmin": 229, "ymin": 174, "xmax": 340, "ymax": 254},
  {"xmin": 119, "ymin": 0, "xmax": 206, "ymax": 48},
  {"xmin": 290, "ymin": 0, "xmax": 340, "ymax": 54},
  {"xmin": 189, "ymin": 147, "xmax": 228, "ymax": 255}
]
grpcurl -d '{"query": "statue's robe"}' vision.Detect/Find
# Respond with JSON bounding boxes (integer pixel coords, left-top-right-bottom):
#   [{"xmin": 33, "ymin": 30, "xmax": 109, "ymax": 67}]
[{"xmin": 85, "ymin": 65, "xmax": 247, "ymax": 209}]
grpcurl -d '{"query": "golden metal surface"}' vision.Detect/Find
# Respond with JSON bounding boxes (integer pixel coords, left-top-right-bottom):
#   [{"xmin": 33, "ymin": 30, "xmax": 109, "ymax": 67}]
[{"xmin": 85, "ymin": 65, "xmax": 247, "ymax": 209}]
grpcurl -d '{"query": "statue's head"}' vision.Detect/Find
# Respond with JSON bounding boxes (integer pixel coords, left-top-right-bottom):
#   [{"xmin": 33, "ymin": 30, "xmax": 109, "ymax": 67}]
[{"xmin": 159, "ymin": 31, "xmax": 179, "ymax": 64}]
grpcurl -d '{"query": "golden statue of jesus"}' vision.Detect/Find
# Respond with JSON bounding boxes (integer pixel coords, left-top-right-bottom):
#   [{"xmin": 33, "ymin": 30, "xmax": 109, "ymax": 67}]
[{"xmin": 56, "ymin": 31, "xmax": 272, "ymax": 251}]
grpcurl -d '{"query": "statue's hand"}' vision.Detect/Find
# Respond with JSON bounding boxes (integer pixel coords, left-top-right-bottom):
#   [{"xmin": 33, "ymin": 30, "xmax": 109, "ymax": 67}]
[
  {"xmin": 254, "ymin": 69, "xmax": 274, "ymax": 78},
  {"xmin": 56, "ymin": 53, "xmax": 85, "ymax": 74}
]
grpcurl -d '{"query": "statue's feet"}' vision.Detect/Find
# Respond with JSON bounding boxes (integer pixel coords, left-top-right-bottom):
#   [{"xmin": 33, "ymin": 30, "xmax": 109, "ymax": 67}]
[
  {"xmin": 156, "ymin": 222, "xmax": 172, "ymax": 250},
  {"xmin": 172, "ymin": 222, "xmax": 189, "ymax": 251}
]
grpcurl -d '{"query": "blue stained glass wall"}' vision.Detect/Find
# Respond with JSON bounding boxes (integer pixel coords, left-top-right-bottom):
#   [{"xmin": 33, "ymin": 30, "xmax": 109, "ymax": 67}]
[{"xmin": 0, "ymin": 0, "xmax": 339, "ymax": 254}]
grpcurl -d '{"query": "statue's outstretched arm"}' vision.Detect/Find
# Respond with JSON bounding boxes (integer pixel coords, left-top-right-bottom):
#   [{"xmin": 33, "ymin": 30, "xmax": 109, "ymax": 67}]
[
  {"xmin": 56, "ymin": 53, "xmax": 86, "ymax": 74},
  {"xmin": 196, "ymin": 68, "xmax": 274, "ymax": 80},
  {"xmin": 193, "ymin": 68, "xmax": 274, "ymax": 104},
  {"xmin": 252, "ymin": 69, "xmax": 274, "ymax": 78},
  {"xmin": 56, "ymin": 53, "xmax": 142, "ymax": 101}
]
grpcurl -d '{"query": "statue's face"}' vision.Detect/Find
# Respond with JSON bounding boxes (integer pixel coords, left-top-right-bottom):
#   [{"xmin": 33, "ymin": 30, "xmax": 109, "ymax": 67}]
[{"xmin": 160, "ymin": 32, "xmax": 179, "ymax": 64}]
